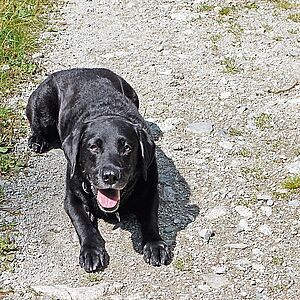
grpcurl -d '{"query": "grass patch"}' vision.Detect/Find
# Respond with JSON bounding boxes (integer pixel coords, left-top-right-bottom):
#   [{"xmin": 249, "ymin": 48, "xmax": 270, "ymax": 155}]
[
  {"xmin": 222, "ymin": 58, "xmax": 241, "ymax": 74},
  {"xmin": 197, "ymin": 4, "xmax": 214, "ymax": 13},
  {"xmin": 273, "ymin": 35, "xmax": 284, "ymax": 41},
  {"xmin": 254, "ymin": 113, "xmax": 272, "ymax": 130},
  {"xmin": 238, "ymin": 147, "xmax": 251, "ymax": 158},
  {"xmin": 0, "ymin": 153, "xmax": 28, "ymax": 176},
  {"xmin": 228, "ymin": 127, "xmax": 243, "ymax": 136},
  {"xmin": 241, "ymin": 167, "xmax": 267, "ymax": 180},
  {"xmin": 267, "ymin": 0, "xmax": 299, "ymax": 9},
  {"xmin": 271, "ymin": 256, "xmax": 284, "ymax": 265},
  {"xmin": 245, "ymin": 2, "xmax": 258, "ymax": 9},
  {"xmin": 282, "ymin": 176, "xmax": 300, "ymax": 190},
  {"xmin": 0, "ymin": 0, "xmax": 54, "ymax": 98},
  {"xmin": 288, "ymin": 13, "xmax": 300, "ymax": 22},
  {"xmin": 0, "ymin": 235, "xmax": 17, "ymax": 271},
  {"xmin": 0, "ymin": 235, "xmax": 17, "ymax": 257},
  {"xmin": 288, "ymin": 28, "xmax": 299, "ymax": 34},
  {"xmin": 0, "ymin": 105, "xmax": 24, "ymax": 150},
  {"xmin": 236, "ymin": 196, "xmax": 258, "ymax": 207},
  {"xmin": 0, "ymin": 186, "xmax": 4, "ymax": 204},
  {"xmin": 174, "ymin": 255, "xmax": 193, "ymax": 271},
  {"xmin": 219, "ymin": 7, "xmax": 233, "ymax": 16}
]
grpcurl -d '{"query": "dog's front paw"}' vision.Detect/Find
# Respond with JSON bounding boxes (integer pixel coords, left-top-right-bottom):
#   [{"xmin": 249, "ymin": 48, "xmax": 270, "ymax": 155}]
[
  {"xmin": 143, "ymin": 240, "xmax": 171, "ymax": 266},
  {"xmin": 28, "ymin": 135, "xmax": 49, "ymax": 153},
  {"xmin": 79, "ymin": 244, "xmax": 109, "ymax": 273}
]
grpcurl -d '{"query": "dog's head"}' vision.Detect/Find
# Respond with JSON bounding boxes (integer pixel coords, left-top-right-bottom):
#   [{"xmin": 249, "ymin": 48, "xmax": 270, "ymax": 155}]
[{"xmin": 62, "ymin": 117, "xmax": 155, "ymax": 213}]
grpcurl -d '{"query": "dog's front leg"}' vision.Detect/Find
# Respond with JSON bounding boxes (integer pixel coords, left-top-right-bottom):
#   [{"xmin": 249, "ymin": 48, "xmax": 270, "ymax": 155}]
[
  {"xmin": 64, "ymin": 189, "xmax": 109, "ymax": 272},
  {"xmin": 134, "ymin": 161, "xmax": 171, "ymax": 266}
]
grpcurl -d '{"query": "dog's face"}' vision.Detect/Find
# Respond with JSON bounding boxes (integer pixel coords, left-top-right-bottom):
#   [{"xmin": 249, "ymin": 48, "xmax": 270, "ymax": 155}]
[{"xmin": 62, "ymin": 117, "xmax": 154, "ymax": 213}]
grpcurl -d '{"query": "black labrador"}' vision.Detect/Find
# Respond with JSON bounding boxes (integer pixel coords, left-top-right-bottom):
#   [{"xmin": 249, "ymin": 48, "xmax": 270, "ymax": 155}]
[{"xmin": 26, "ymin": 68, "xmax": 170, "ymax": 272}]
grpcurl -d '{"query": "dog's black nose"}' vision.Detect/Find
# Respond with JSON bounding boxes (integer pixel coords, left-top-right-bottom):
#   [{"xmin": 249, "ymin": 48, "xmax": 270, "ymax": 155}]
[{"xmin": 102, "ymin": 168, "xmax": 120, "ymax": 185}]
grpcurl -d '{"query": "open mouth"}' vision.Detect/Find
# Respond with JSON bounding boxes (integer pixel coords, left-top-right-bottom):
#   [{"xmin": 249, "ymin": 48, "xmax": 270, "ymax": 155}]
[{"xmin": 96, "ymin": 189, "xmax": 120, "ymax": 213}]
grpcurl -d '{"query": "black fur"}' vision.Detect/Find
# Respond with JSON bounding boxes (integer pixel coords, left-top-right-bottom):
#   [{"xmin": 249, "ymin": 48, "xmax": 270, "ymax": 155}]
[{"xmin": 26, "ymin": 68, "xmax": 170, "ymax": 272}]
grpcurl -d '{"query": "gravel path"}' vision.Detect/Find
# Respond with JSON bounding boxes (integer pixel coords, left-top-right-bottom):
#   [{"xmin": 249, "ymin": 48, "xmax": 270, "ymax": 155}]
[{"xmin": 1, "ymin": 0, "xmax": 300, "ymax": 299}]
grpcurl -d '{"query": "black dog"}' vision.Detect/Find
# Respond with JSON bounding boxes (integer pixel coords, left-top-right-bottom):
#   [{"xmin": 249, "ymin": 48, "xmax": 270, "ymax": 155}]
[{"xmin": 26, "ymin": 68, "xmax": 170, "ymax": 272}]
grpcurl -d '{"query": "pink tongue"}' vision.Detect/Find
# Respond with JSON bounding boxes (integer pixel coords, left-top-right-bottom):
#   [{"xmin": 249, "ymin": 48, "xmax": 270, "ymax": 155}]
[{"xmin": 97, "ymin": 189, "xmax": 120, "ymax": 209}]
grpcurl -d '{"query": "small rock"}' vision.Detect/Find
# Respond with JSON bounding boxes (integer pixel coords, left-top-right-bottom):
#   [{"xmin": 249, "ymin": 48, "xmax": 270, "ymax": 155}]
[
  {"xmin": 237, "ymin": 219, "xmax": 250, "ymax": 232},
  {"xmin": 252, "ymin": 248, "xmax": 264, "ymax": 257},
  {"xmin": 266, "ymin": 199, "xmax": 274, "ymax": 206},
  {"xmin": 164, "ymin": 226, "xmax": 176, "ymax": 233},
  {"xmin": 170, "ymin": 11, "xmax": 199, "ymax": 22},
  {"xmin": 199, "ymin": 228, "xmax": 214, "ymax": 242},
  {"xmin": 288, "ymin": 200, "xmax": 300, "ymax": 207},
  {"xmin": 257, "ymin": 193, "xmax": 271, "ymax": 201},
  {"xmin": 252, "ymin": 263, "xmax": 265, "ymax": 273},
  {"xmin": 258, "ymin": 224, "xmax": 272, "ymax": 236},
  {"xmin": 158, "ymin": 117, "xmax": 183, "ymax": 132},
  {"xmin": 186, "ymin": 122, "xmax": 214, "ymax": 135},
  {"xmin": 260, "ymin": 206, "xmax": 272, "ymax": 217},
  {"xmin": 232, "ymin": 258, "xmax": 252, "ymax": 271},
  {"xmin": 172, "ymin": 143, "xmax": 184, "ymax": 151},
  {"xmin": 218, "ymin": 141, "xmax": 234, "ymax": 150},
  {"xmin": 235, "ymin": 205, "xmax": 254, "ymax": 219},
  {"xmin": 198, "ymin": 284, "xmax": 211, "ymax": 292},
  {"xmin": 285, "ymin": 159, "xmax": 300, "ymax": 174},
  {"xmin": 173, "ymin": 218, "xmax": 181, "ymax": 224},
  {"xmin": 224, "ymin": 243, "xmax": 249, "ymax": 250},
  {"xmin": 1, "ymin": 64, "xmax": 10, "ymax": 71},
  {"xmin": 219, "ymin": 91, "xmax": 231, "ymax": 100},
  {"xmin": 204, "ymin": 206, "xmax": 228, "ymax": 220},
  {"xmin": 237, "ymin": 106, "xmax": 248, "ymax": 114},
  {"xmin": 201, "ymin": 274, "xmax": 230, "ymax": 289},
  {"xmin": 157, "ymin": 44, "xmax": 164, "ymax": 52},
  {"xmin": 163, "ymin": 186, "xmax": 175, "ymax": 201},
  {"xmin": 32, "ymin": 52, "xmax": 44, "ymax": 60},
  {"xmin": 213, "ymin": 266, "xmax": 226, "ymax": 274}
]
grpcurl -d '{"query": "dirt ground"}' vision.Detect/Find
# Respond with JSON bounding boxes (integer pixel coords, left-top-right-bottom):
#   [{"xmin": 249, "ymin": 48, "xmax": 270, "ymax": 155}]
[{"xmin": 1, "ymin": 0, "xmax": 300, "ymax": 299}]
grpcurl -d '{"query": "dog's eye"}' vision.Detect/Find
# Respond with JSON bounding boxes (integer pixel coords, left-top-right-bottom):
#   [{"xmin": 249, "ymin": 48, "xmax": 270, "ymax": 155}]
[
  {"xmin": 123, "ymin": 144, "xmax": 132, "ymax": 155},
  {"xmin": 89, "ymin": 144, "xmax": 98, "ymax": 152}
]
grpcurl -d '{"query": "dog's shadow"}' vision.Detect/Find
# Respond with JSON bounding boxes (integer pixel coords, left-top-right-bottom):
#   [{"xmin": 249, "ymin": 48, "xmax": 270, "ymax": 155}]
[{"xmin": 118, "ymin": 122, "xmax": 199, "ymax": 259}]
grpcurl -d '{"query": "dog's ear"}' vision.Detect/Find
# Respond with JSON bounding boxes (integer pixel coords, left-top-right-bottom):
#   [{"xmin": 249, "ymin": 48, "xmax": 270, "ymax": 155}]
[
  {"xmin": 135, "ymin": 126, "xmax": 155, "ymax": 181},
  {"xmin": 62, "ymin": 126, "xmax": 84, "ymax": 178}
]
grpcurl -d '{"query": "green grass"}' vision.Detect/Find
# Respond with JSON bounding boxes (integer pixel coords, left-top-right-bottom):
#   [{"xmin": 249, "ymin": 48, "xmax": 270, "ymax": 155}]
[
  {"xmin": 0, "ymin": 104, "xmax": 28, "ymax": 176},
  {"xmin": 0, "ymin": 0, "xmax": 54, "ymax": 98},
  {"xmin": 222, "ymin": 58, "xmax": 241, "ymax": 74},
  {"xmin": 0, "ymin": 0, "xmax": 54, "ymax": 177},
  {"xmin": 288, "ymin": 13, "xmax": 300, "ymax": 22},
  {"xmin": 228, "ymin": 127, "xmax": 243, "ymax": 136},
  {"xmin": 197, "ymin": 4, "xmax": 214, "ymax": 13},
  {"xmin": 267, "ymin": 0, "xmax": 299, "ymax": 9},
  {"xmin": 0, "ymin": 186, "xmax": 4, "ymax": 203},
  {"xmin": 236, "ymin": 196, "xmax": 258, "ymax": 207},
  {"xmin": 0, "ymin": 235, "xmax": 17, "ymax": 257},
  {"xmin": 271, "ymin": 256, "xmax": 284, "ymax": 265},
  {"xmin": 0, "ymin": 153, "xmax": 28, "ymax": 176},
  {"xmin": 238, "ymin": 147, "xmax": 251, "ymax": 158},
  {"xmin": 282, "ymin": 176, "xmax": 300, "ymax": 190},
  {"xmin": 174, "ymin": 255, "xmax": 193, "ymax": 271},
  {"xmin": 219, "ymin": 7, "xmax": 233, "ymax": 16},
  {"xmin": 254, "ymin": 113, "xmax": 272, "ymax": 130}
]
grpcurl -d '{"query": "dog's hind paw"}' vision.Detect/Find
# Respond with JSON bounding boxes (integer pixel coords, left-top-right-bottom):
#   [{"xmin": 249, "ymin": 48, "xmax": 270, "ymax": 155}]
[
  {"xmin": 143, "ymin": 240, "xmax": 171, "ymax": 266},
  {"xmin": 79, "ymin": 245, "xmax": 109, "ymax": 273},
  {"xmin": 28, "ymin": 135, "xmax": 49, "ymax": 153}
]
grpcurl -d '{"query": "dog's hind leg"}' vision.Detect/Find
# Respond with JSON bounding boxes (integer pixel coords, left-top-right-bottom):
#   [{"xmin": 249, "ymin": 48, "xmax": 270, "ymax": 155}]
[{"xmin": 26, "ymin": 75, "xmax": 61, "ymax": 153}]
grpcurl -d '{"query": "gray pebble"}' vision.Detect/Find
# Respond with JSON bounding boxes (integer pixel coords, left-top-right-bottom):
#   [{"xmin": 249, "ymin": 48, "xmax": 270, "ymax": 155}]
[{"xmin": 186, "ymin": 122, "xmax": 214, "ymax": 135}]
